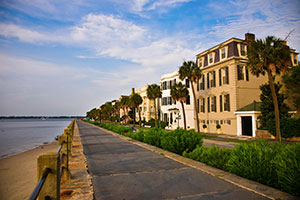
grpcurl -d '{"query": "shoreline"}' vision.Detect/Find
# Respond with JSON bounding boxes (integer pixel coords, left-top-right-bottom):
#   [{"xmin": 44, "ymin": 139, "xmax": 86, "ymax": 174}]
[
  {"xmin": 0, "ymin": 140, "xmax": 57, "ymax": 159},
  {"xmin": 0, "ymin": 141, "xmax": 59, "ymax": 200}
]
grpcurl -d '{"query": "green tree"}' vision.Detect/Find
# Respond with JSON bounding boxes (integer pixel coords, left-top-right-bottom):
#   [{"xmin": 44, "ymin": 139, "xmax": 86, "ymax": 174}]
[
  {"xmin": 170, "ymin": 82, "xmax": 189, "ymax": 130},
  {"xmin": 179, "ymin": 61, "xmax": 202, "ymax": 132},
  {"xmin": 120, "ymin": 96, "xmax": 130, "ymax": 124},
  {"xmin": 147, "ymin": 84, "xmax": 162, "ymax": 127},
  {"xmin": 129, "ymin": 93, "xmax": 143, "ymax": 126},
  {"xmin": 282, "ymin": 64, "xmax": 300, "ymax": 114},
  {"xmin": 247, "ymin": 36, "xmax": 291, "ymax": 142},
  {"xmin": 259, "ymin": 82, "xmax": 290, "ymax": 129}
]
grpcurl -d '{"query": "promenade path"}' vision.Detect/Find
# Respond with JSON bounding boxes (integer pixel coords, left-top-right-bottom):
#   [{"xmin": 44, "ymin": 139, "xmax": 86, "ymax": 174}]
[{"xmin": 77, "ymin": 121, "xmax": 268, "ymax": 200}]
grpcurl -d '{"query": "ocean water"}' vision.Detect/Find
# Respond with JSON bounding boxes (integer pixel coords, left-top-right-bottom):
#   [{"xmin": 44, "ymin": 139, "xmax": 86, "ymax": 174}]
[{"xmin": 0, "ymin": 118, "xmax": 73, "ymax": 158}]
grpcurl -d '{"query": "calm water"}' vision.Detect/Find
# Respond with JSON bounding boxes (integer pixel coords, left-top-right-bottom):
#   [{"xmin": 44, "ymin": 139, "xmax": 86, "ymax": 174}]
[{"xmin": 0, "ymin": 118, "xmax": 73, "ymax": 158}]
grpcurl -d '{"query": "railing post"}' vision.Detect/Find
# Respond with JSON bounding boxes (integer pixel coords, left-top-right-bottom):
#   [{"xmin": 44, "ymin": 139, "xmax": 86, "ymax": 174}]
[
  {"xmin": 58, "ymin": 135, "xmax": 70, "ymax": 181},
  {"xmin": 37, "ymin": 152, "xmax": 60, "ymax": 200}
]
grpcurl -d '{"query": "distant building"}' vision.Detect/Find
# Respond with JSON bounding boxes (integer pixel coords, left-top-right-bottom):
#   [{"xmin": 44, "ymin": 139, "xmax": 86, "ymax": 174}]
[
  {"xmin": 160, "ymin": 71, "xmax": 195, "ymax": 130},
  {"xmin": 195, "ymin": 33, "xmax": 298, "ymax": 136},
  {"xmin": 134, "ymin": 85, "xmax": 157, "ymax": 122}
]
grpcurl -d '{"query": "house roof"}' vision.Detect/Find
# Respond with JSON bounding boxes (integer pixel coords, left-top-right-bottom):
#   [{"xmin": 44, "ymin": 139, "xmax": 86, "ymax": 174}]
[{"xmin": 236, "ymin": 101, "xmax": 262, "ymax": 112}]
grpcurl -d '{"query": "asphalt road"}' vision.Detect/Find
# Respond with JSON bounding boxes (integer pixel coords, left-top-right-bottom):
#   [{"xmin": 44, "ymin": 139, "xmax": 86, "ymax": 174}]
[{"xmin": 77, "ymin": 121, "xmax": 269, "ymax": 200}]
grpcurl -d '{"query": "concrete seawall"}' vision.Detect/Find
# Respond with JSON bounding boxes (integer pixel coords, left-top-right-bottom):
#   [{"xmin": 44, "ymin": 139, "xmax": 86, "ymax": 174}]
[{"xmin": 60, "ymin": 120, "xmax": 94, "ymax": 200}]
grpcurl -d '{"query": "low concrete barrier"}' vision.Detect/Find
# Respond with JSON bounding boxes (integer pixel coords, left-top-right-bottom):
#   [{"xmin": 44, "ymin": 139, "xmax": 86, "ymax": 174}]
[{"xmin": 29, "ymin": 120, "xmax": 75, "ymax": 200}]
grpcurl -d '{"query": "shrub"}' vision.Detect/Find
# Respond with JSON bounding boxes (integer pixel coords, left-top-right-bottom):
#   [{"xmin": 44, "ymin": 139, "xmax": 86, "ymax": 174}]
[
  {"xmin": 183, "ymin": 145, "xmax": 231, "ymax": 170},
  {"xmin": 161, "ymin": 129, "xmax": 203, "ymax": 155},
  {"xmin": 273, "ymin": 143, "xmax": 300, "ymax": 196},
  {"xmin": 143, "ymin": 128, "xmax": 166, "ymax": 147},
  {"xmin": 226, "ymin": 140, "xmax": 284, "ymax": 188},
  {"xmin": 266, "ymin": 118, "xmax": 300, "ymax": 138}
]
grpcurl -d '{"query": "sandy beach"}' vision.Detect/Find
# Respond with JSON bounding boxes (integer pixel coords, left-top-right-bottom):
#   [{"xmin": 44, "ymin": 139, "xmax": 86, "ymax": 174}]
[{"xmin": 0, "ymin": 141, "xmax": 58, "ymax": 200}]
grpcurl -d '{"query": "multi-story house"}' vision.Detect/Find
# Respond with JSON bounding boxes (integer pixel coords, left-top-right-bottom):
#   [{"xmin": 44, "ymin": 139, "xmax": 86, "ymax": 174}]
[
  {"xmin": 195, "ymin": 33, "xmax": 298, "ymax": 136},
  {"xmin": 135, "ymin": 85, "xmax": 157, "ymax": 122},
  {"xmin": 160, "ymin": 71, "xmax": 195, "ymax": 130}
]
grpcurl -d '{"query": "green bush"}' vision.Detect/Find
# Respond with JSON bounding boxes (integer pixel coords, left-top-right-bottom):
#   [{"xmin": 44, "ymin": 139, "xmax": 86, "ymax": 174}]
[
  {"xmin": 273, "ymin": 143, "xmax": 300, "ymax": 196},
  {"xmin": 161, "ymin": 129, "xmax": 203, "ymax": 155},
  {"xmin": 143, "ymin": 128, "xmax": 166, "ymax": 147},
  {"xmin": 183, "ymin": 145, "xmax": 231, "ymax": 170},
  {"xmin": 266, "ymin": 118, "xmax": 300, "ymax": 138}
]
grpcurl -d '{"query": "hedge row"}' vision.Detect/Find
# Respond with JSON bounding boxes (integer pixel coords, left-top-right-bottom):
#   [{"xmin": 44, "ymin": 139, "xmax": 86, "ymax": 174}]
[{"xmin": 183, "ymin": 140, "xmax": 300, "ymax": 196}]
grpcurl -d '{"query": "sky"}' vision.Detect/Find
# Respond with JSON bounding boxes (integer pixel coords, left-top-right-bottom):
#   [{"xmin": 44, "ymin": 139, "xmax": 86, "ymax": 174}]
[{"xmin": 0, "ymin": 0, "xmax": 299, "ymax": 116}]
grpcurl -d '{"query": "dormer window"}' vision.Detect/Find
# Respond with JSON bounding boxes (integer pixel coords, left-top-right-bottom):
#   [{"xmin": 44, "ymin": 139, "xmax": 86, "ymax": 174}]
[
  {"xmin": 221, "ymin": 48, "xmax": 226, "ymax": 59},
  {"xmin": 198, "ymin": 57, "xmax": 203, "ymax": 67},
  {"xmin": 208, "ymin": 53, "xmax": 214, "ymax": 64},
  {"xmin": 293, "ymin": 54, "xmax": 298, "ymax": 65},
  {"xmin": 240, "ymin": 44, "xmax": 246, "ymax": 56}
]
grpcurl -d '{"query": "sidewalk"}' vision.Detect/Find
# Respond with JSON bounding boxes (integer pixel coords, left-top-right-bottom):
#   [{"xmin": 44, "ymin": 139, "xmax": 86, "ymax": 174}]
[{"xmin": 77, "ymin": 121, "xmax": 295, "ymax": 200}]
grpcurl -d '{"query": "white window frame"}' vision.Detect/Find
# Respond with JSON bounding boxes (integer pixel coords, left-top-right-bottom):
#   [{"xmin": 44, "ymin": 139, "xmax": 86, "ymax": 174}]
[
  {"xmin": 219, "ymin": 47, "xmax": 228, "ymax": 60},
  {"xmin": 208, "ymin": 53, "xmax": 214, "ymax": 65}
]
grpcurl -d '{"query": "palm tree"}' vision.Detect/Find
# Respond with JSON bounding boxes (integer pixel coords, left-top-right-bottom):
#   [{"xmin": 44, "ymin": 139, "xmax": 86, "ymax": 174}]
[
  {"xmin": 147, "ymin": 84, "xmax": 162, "ymax": 127},
  {"xmin": 129, "ymin": 93, "xmax": 143, "ymax": 126},
  {"xmin": 171, "ymin": 82, "xmax": 189, "ymax": 130},
  {"xmin": 179, "ymin": 61, "xmax": 202, "ymax": 132},
  {"xmin": 120, "ymin": 96, "xmax": 130, "ymax": 124},
  {"xmin": 247, "ymin": 36, "xmax": 291, "ymax": 142}
]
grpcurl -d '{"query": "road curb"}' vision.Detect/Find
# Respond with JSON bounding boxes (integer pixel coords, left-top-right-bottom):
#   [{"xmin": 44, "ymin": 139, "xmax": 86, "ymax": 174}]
[{"xmin": 85, "ymin": 122, "xmax": 297, "ymax": 200}]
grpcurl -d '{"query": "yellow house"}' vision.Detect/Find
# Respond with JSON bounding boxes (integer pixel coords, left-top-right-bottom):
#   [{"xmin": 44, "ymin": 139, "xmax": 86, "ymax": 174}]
[
  {"xmin": 195, "ymin": 33, "xmax": 298, "ymax": 136},
  {"xmin": 135, "ymin": 85, "xmax": 157, "ymax": 122}
]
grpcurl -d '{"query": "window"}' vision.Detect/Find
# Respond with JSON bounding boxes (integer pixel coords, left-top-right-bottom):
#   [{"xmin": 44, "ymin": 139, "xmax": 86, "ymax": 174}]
[
  {"xmin": 224, "ymin": 67, "xmax": 229, "ymax": 84},
  {"xmin": 170, "ymin": 113, "xmax": 173, "ymax": 124},
  {"xmin": 211, "ymin": 96, "xmax": 217, "ymax": 112},
  {"xmin": 219, "ymin": 95, "xmax": 223, "ymax": 112},
  {"xmin": 207, "ymin": 97, "xmax": 210, "ymax": 112},
  {"xmin": 221, "ymin": 48, "xmax": 226, "ymax": 59},
  {"xmin": 237, "ymin": 65, "xmax": 244, "ymax": 80},
  {"xmin": 211, "ymin": 71, "xmax": 216, "ymax": 87},
  {"xmin": 207, "ymin": 73, "xmax": 210, "ymax": 89},
  {"xmin": 200, "ymin": 75, "xmax": 205, "ymax": 90},
  {"xmin": 162, "ymin": 97, "xmax": 168, "ymax": 106},
  {"xmin": 162, "ymin": 81, "xmax": 167, "ymax": 90},
  {"xmin": 186, "ymin": 95, "xmax": 190, "ymax": 105},
  {"xmin": 167, "ymin": 97, "xmax": 172, "ymax": 105},
  {"xmin": 219, "ymin": 69, "xmax": 222, "ymax": 86},
  {"xmin": 209, "ymin": 53, "xmax": 214, "ymax": 64},
  {"xmin": 240, "ymin": 44, "xmax": 246, "ymax": 56},
  {"xmin": 237, "ymin": 65, "xmax": 249, "ymax": 81},
  {"xmin": 185, "ymin": 79, "xmax": 190, "ymax": 88},
  {"xmin": 198, "ymin": 58, "xmax": 203, "ymax": 67},
  {"xmin": 201, "ymin": 98, "xmax": 205, "ymax": 113},
  {"xmin": 169, "ymin": 80, "xmax": 172, "ymax": 89},
  {"xmin": 224, "ymin": 94, "xmax": 230, "ymax": 111}
]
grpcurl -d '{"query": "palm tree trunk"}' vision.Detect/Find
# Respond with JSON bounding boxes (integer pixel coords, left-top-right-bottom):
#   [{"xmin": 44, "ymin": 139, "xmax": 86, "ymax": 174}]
[
  {"xmin": 133, "ymin": 107, "xmax": 136, "ymax": 127},
  {"xmin": 267, "ymin": 68, "xmax": 281, "ymax": 142},
  {"xmin": 191, "ymin": 82, "xmax": 200, "ymax": 132},
  {"xmin": 138, "ymin": 107, "xmax": 141, "ymax": 127},
  {"xmin": 154, "ymin": 99, "xmax": 157, "ymax": 127},
  {"xmin": 181, "ymin": 101, "xmax": 187, "ymax": 130}
]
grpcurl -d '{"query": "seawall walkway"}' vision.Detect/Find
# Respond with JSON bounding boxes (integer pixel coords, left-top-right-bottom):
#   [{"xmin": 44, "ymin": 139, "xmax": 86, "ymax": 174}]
[{"xmin": 76, "ymin": 120, "xmax": 274, "ymax": 200}]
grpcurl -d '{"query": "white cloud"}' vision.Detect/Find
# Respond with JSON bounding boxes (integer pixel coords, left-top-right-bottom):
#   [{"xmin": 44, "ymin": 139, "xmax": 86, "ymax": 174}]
[{"xmin": 210, "ymin": 0, "xmax": 300, "ymax": 51}]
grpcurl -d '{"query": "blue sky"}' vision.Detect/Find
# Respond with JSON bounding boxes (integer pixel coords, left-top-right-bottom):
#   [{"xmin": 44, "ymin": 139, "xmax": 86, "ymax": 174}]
[{"xmin": 0, "ymin": 0, "xmax": 299, "ymax": 116}]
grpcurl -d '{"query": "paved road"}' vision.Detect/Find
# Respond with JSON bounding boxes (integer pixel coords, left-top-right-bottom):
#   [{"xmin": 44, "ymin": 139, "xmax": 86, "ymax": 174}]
[{"xmin": 77, "ymin": 121, "xmax": 268, "ymax": 200}]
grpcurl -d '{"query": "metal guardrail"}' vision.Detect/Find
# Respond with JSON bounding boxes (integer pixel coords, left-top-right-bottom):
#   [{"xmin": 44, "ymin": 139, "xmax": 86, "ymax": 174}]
[{"xmin": 28, "ymin": 120, "xmax": 75, "ymax": 200}]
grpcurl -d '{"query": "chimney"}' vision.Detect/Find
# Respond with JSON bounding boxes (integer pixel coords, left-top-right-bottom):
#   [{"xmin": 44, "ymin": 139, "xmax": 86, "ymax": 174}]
[
  {"xmin": 281, "ymin": 41, "xmax": 287, "ymax": 46},
  {"xmin": 245, "ymin": 33, "xmax": 255, "ymax": 42},
  {"xmin": 131, "ymin": 88, "xmax": 135, "ymax": 95}
]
